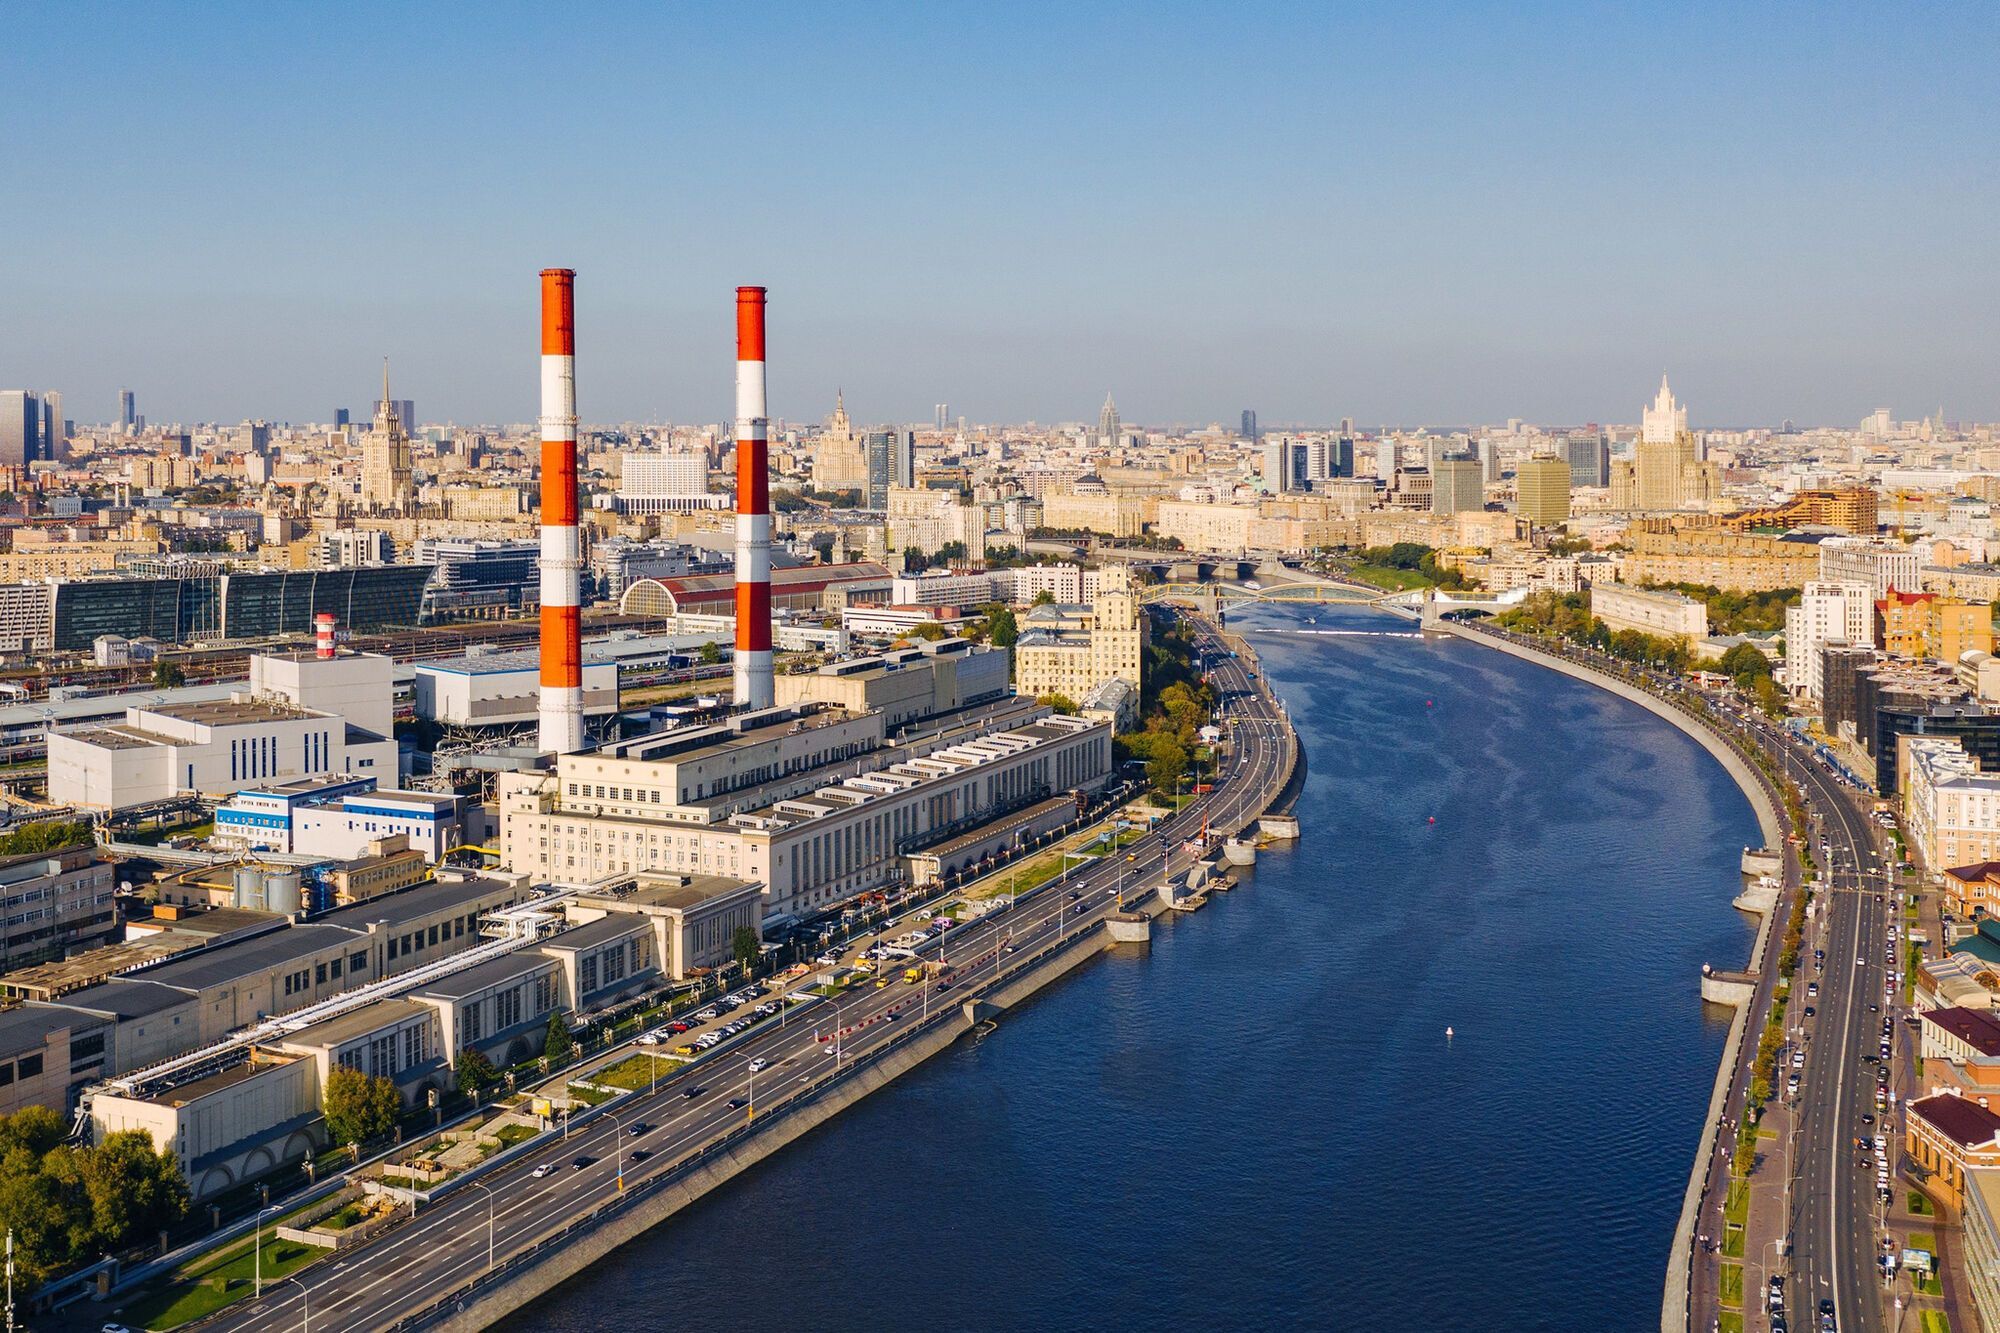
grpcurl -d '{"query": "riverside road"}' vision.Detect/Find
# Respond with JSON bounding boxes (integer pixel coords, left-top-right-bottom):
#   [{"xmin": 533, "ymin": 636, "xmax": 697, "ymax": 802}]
[{"xmin": 211, "ymin": 614, "xmax": 1294, "ymax": 1333}]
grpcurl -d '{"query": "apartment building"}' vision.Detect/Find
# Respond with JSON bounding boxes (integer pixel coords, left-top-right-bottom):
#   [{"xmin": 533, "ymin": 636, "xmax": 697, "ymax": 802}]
[
  {"xmin": 1784, "ymin": 581, "xmax": 1873, "ymax": 699},
  {"xmin": 1589, "ymin": 583, "xmax": 1710, "ymax": 646}
]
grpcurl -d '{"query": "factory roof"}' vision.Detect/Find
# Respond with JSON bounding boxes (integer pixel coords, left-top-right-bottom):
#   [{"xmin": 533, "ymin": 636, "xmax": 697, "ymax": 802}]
[
  {"xmin": 410, "ymin": 950, "xmax": 555, "ymax": 1001},
  {"xmin": 540, "ymin": 914, "xmax": 651, "ymax": 953},
  {"xmin": 313, "ymin": 875, "xmax": 524, "ymax": 931},
  {"xmin": 278, "ymin": 998, "xmax": 433, "ymax": 1052},
  {"xmin": 128, "ymin": 924, "xmax": 362, "ymax": 991},
  {"xmin": 55, "ymin": 978, "xmax": 193, "ymax": 1021},
  {"xmin": 0, "ymin": 1004, "xmax": 91, "ymax": 1049},
  {"xmin": 582, "ymin": 873, "xmax": 760, "ymax": 914}
]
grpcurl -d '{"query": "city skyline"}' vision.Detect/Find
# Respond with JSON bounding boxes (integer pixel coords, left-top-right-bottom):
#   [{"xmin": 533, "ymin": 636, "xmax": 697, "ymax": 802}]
[{"xmin": 5, "ymin": 5, "xmax": 1998, "ymax": 425}]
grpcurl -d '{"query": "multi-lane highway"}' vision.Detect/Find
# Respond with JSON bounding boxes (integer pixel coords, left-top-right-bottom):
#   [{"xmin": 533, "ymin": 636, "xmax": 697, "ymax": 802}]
[
  {"xmin": 1754, "ymin": 715, "xmax": 1894, "ymax": 1333},
  {"xmin": 203, "ymin": 614, "xmax": 1294, "ymax": 1333}
]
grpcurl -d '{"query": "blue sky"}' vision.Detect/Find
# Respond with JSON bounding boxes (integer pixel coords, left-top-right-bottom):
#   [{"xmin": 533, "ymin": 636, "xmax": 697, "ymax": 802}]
[{"xmin": 4, "ymin": 3, "xmax": 1995, "ymax": 428}]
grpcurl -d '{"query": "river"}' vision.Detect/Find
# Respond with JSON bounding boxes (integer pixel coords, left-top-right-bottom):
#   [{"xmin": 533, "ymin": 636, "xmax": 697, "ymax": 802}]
[{"xmin": 499, "ymin": 601, "xmax": 1758, "ymax": 1330}]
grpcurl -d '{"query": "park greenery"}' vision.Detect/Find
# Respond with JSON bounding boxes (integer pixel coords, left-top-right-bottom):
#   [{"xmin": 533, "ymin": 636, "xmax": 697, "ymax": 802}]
[
  {"xmin": 321, "ymin": 1067, "xmax": 401, "ymax": 1147},
  {"xmin": 1496, "ymin": 591, "xmax": 1786, "ymax": 714},
  {"xmin": 0, "ymin": 818, "xmax": 95, "ymax": 857},
  {"xmin": 1638, "ymin": 582, "xmax": 1800, "ymax": 634},
  {"xmin": 454, "ymin": 1049, "xmax": 500, "ymax": 1098},
  {"xmin": 1116, "ymin": 615, "xmax": 1217, "ymax": 795},
  {"xmin": 1345, "ymin": 542, "xmax": 1472, "ymax": 591},
  {"xmin": 0, "ymin": 1105, "xmax": 189, "ymax": 1286}
]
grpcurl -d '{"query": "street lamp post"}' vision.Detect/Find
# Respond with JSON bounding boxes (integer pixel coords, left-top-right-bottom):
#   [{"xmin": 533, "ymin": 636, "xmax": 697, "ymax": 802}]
[
  {"xmin": 253, "ymin": 1203, "xmax": 282, "ymax": 1297},
  {"xmin": 467, "ymin": 1180, "xmax": 496, "ymax": 1272},
  {"xmin": 281, "ymin": 1274, "xmax": 311, "ymax": 1333},
  {"xmin": 608, "ymin": 1110, "xmax": 627, "ymax": 1191}
]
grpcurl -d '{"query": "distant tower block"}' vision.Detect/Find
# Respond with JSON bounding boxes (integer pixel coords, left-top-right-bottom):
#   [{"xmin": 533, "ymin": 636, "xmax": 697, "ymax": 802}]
[
  {"xmin": 538, "ymin": 268, "xmax": 585, "ymax": 754},
  {"xmin": 734, "ymin": 286, "xmax": 774, "ymax": 710}
]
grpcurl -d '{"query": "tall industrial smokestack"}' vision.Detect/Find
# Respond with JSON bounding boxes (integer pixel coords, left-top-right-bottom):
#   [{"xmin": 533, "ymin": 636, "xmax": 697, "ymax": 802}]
[
  {"xmin": 734, "ymin": 286, "xmax": 774, "ymax": 710},
  {"xmin": 538, "ymin": 268, "xmax": 585, "ymax": 754}
]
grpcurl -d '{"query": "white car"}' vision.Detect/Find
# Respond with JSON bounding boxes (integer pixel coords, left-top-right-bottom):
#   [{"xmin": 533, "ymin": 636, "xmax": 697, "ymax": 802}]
[
  {"xmin": 748, "ymin": 1057, "xmax": 768, "ymax": 1073},
  {"xmin": 531, "ymin": 1163, "xmax": 554, "ymax": 1179}
]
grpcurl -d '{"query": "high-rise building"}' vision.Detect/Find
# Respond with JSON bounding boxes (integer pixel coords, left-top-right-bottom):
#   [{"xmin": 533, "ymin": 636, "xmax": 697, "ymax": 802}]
[
  {"xmin": 810, "ymin": 391, "xmax": 869, "ymax": 497},
  {"xmin": 863, "ymin": 431, "xmax": 892, "ymax": 509},
  {"xmin": 1097, "ymin": 394, "xmax": 1121, "ymax": 449},
  {"xmin": 1331, "ymin": 436, "xmax": 1355, "ymax": 479},
  {"xmin": 1514, "ymin": 455, "xmax": 1571, "ymax": 525},
  {"xmin": 359, "ymin": 362, "xmax": 416, "ymax": 513},
  {"xmin": 375, "ymin": 396, "xmax": 415, "ymax": 431},
  {"xmin": 934, "ymin": 403, "xmax": 949, "ymax": 431},
  {"xmin": 1431, "ymin": 456, "xmax": 1484, "ymax": 515},
  {"xmin": 118, "ymin": 389, "xmax": 135, "ymax": 430},
  {"xmin": 0, "ymin": 392, "xmax": 38, "ymax": 467},
  {"xmin": 1613, "ymin": 376, "xmax": 1715, "ymax": 510},
  {"xmin": 889, "ymin": 427, "xmax": 916, "ymax": 490},
  {"xmin": 335, "ymin": 407, "xmax": 350, "ymax": 428},
  {"xmin": 40, "ymin": 392, "xmax": 62, "ymax": 461},
  {"xmin": 1818, "ymin": 537, "xmax": 1920, "ymax": 598},
  {"xmin": 1784, "ymin": 581, "xmax": 1874, "ymax": 700},
  {"xmin": 618, "ymin": 452, "xmax": 723, "ymax": 514},
  {"xmin": 1563, "ymin": 428, "xmax": 1610, "ymax": 489},
  {"xmin": 1241, "ymin": 409, "xmax": 1258, "ymax": 441},
  {"xmin": 1264, "ymin": 438, "xmax": 1329, "ymax": 493}
]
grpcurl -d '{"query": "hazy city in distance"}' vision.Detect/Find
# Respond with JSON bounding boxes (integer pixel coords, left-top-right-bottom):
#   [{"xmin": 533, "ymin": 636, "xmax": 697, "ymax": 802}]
[{"xmin": 1, "ymin": 7, "xmax": 1998, "ymax": 1333}]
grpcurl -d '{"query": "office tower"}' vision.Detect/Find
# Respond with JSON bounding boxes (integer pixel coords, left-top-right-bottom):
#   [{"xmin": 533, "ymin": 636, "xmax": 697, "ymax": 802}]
[
  {"xmin": 375, "ymin": 396, "xmax": 415, "ymax": 430},
  {"xmin": 1515, "ymin": 455, "xmax": 1572, "ymax": 524},
  {"xmin": 1265, "ymin": 438, "xmax": 1329, "ymax": 493},
  {"xmin": 1331, "ymin": 435, "xmax": 1355, "ymax": 479},
  {"xmin": 1241, "ymin": 409, "xmax": 1258, "ymax": 441},
  {"xmin": 538, "ymin": 268, "xmax": 585, "ymax": 754},
  {"xmin": 1431, "ymin": 456, "xmax": 1484, "ymax": 515},
  {"xmin": 1563, "ymin": 428, "xmax": 1610, "ymax": 488},
  {"xmin": 734, "ymin": 286, "xmax": 775, "ymax": 710},
  {"xmin": 1474, "ymin": 437, "xmax": 1501, "ymax": 483},
  {"xmin": 1341, "ymin": 416, "xmax": 1355, "ymax": 436},
  {"xmin": 40, "ymin": 392, "xmax": 62, "ymax": 461},
  {"xmin": 335, "ymin": 407, "xmax": 350, "ymax": 428},
  {"xmin": 890, "ymin": 426, "xmax": 916, "ymax": 490},
  {"xmin": 864, "ymin": 430, "xmax": 891, "ymax": 508},
  {"xmin": 617, "ymin": 452, "xmax": 721, "ymax": 513},
  {"xmin": 935, "ymin": 403, "xmax": 949, "ymax": 431},
  {"xmin": 119, "ymin": 389, "xmax": 135, "ymax": 430},
  {"xmin": 0, "ymin": 392, "xmax": 37, "ymax": 466},
  {"xmin": 1097, "ymin": 393, "xmax": 1120, "ymax": 449}
]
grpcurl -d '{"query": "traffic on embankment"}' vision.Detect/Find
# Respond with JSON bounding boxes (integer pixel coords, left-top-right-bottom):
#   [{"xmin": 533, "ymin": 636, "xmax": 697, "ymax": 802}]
[{"xmin": 176, "ymin": 614, "xmax": 1298, "ymax": 1333}]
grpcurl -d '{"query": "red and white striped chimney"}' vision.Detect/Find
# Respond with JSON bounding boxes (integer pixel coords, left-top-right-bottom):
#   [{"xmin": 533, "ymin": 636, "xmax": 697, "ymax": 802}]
[
  {"xmin": 314, "ymin": 613, "xmax": 336, "ymax": 660},
  {"xmin": 734, "ymin": 286, "xmax": 774, "ymax": 709},
  {"xmin": 538, "ymin": 268, "xmax": 585, "ymax": 754}
]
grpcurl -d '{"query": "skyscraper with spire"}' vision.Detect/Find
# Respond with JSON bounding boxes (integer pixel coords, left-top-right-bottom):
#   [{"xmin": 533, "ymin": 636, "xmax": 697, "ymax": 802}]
[
  {"xmin": 1097, "ymin": 393, "xmax": 1121, "ymax": 449},
  {"xmin": 809, "ymin": 389, "xmax": 870, "ymax": 497},
  {"xmin": 359, "ymin": 359, "xmax": 416, "ymax": 513}
]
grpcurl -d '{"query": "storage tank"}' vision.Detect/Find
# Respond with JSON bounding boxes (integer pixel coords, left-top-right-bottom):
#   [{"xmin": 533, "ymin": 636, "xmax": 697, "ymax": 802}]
[
  {"xmin": 265, "ymin": 870, "xmax": 302, "ymax": 915},
  {"xmin": 231, "ymin": 865, "xmax": 267, "ymax": 911}
]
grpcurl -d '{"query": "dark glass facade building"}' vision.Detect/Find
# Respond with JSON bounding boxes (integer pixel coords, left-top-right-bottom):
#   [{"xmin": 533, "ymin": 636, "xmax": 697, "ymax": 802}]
[{"xmin": 50, "ymin": 566, "xmax": 433, "ymax": 652}]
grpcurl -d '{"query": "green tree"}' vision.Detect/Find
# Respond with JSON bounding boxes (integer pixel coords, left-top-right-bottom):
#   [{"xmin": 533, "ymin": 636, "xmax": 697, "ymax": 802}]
[
  {"xmin": 1031, "ymin": 589, "xmax": 1055, "ymax": 606},
  {"xmin": 1036, "ymin": 693, "xmax": 1079, "ymax": 715},
  {"xmin": 1717, "ymin": 641, "xmax": 1774, "ymax": 686},
  {"xmin": 323, "ymin": 1067, "xmax": 400, "ymax": 1146},
  {"xmin": 543, "ymin": 1013, "xmax": 577, "ymax": 1066},
  {"xmin": 78, "ymin": 1130, "xmax": 190, "ymax": 1252},
  {"xmin": 455, "ymin": 1049, "xmax": 500, "ymax": 1098},
  {"xmin": 150, "ymin": 660, "xmax": 186, "ymax": 688},
  {"xmin": 982, "ymin": 604, "xmax": 1019, "ymax": 648},
  {"xmin": 1143, "ymin": 735, "xmax": 1189, "ymax": 794},
  {"xmin": 698, "ymin": 641, "xmax": 721, "ymax": 666},
  {"xmin": 731, "ymin": 925, "xmax": 761, "ymax": 972},
  {"xmin": 910, "ymin": 622, "xmax": 949, "ymax": 642},
  {"xmin": 0, "ymin": 820, "xmax": 93, "ymax": 857}
]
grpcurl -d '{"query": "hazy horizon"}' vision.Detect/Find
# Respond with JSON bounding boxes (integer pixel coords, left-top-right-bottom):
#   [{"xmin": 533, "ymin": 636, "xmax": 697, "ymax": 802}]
[{"xmin": 5, "ymin": 4, "xmax": 1996, "ymax": 429}]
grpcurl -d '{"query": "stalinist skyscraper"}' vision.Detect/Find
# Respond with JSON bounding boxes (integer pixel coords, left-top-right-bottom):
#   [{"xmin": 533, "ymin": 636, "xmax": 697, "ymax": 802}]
[
  {"xmin": 1612, "ymin": 374, "xmax": 1715, "ymax": 511},
  {"xmin": 359, "ymin": 360, "xmax": 416, "ymax": 513}
]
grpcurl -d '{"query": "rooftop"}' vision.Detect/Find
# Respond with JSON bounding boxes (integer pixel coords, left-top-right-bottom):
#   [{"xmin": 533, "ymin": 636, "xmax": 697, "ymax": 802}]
[
  {"xmin": 1911, "ymin": 1092, "xmax": 2000, "ymax": 1149},
  {"xmin": 541, "ymin": 914, "xmax": 652, "ymax": 953},
  {"xmin": 279, "ymin": 998, "xmax": 432, "ymax": 1052},
  {"xmin": 580, "ymin": 873, "xmax": 758, "ymax": 914},
  {"xmin": 313, "ymin": 875, "xmax": 523, "ymax": 932},
  {"xmin": 411, "ymin": 950, "xmax": 554, "ymax": 1001},
  {"xmin": 1923, "ymin": 1006, "xmax": 2000, "ymax": 1057},
  {"xmin": 129, "ymin": 924, "xmax": 363, "ymax": 992}
]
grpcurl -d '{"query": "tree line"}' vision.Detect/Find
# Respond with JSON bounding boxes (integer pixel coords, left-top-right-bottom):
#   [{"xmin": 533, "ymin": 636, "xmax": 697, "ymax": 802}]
[{"xmin": 0, "ymin": 1107, "xmax": 188, "ymax": 1287}]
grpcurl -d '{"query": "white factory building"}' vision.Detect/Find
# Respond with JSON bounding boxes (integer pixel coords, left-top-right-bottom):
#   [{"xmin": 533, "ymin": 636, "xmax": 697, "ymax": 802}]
[
  {"xmin": 213, "ymin": 775, "xmax": 462, "ymax": 861},
  {"xmin": 47, "ymin": 649, "xmax": 399, "ymax": 811},
  {"xmin": 414, "ymin": 649, "xmax": 620, "ymax": 730}
]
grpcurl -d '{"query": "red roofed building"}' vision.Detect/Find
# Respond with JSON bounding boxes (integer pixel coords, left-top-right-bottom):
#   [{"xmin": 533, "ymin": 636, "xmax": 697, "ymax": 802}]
[{"xmin": 1908, "ymin": 1092, "xmax": 2000, "ymax": 1209}]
